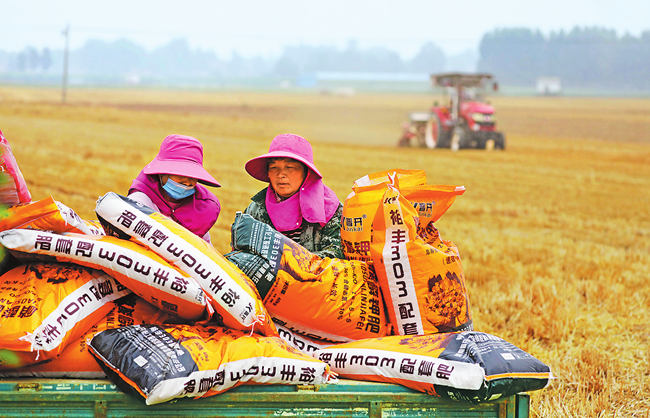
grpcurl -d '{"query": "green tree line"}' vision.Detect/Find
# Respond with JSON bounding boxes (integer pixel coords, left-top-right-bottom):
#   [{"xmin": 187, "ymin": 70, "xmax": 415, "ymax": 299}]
[
  {"xmin": 478, "ymin": 27, "xmax": 650, "ymax": 90},
  {"xmin": 1, "ymin": 26, "xmax": 648, "ymax": 92}
]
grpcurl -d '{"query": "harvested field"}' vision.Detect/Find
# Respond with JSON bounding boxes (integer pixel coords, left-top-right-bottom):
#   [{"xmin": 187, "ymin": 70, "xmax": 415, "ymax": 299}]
[{"xmin": 1, "ymin": 86, "xmax": 649, "ymax": 417}]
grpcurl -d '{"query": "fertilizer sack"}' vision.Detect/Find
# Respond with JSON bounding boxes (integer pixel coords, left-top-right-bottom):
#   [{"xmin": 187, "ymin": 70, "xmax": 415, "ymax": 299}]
[
  {"xmin": 0, "ymin": 294, "xmax": 173, "ymax": 378},
  {"xmin": 95, "ymin": 192, "xmax": 275, "ymax": 336},
  {"xmin": 342, "ymin": 169, "xmax": 464, "ymax": 263},
  {"xmin": 273, "ymin": 319, "xmax": 335, "ymax": 356},
  {"xmin": 228, "ymin": 212, "xmax": 389, "ymax": 342},
  {"xmin": 400, "ymin": 184, "xmax": 466, "ymax": 241},
  {"xmin": 342, "ymin": 169, "xmax": 427, "ymax": 264},
  {"xmin": 0, "ymin": 129, "xmax": 31, "ymax": 206},
  {"xmin": 88, "ymin": 323, "xmax": 331, "ymax": 405},
  {"xmin": 0, "ymin": 229, "xmax": 210, "ymax": 321},
  {"xmin": 340, "ymin": 182, "xmax": 386, "ymax": 264},
  {"xmin": 0, "ymin": 196, "xmax": 104, "ymax": 236},
  {"xmin": 315, "ymin": 331, "xmax": 552, "ymax": 403},
  {"xmin": 371, "ymin": 184, "xmax": 472, "ymax": 335},
  {"xmin": 352, "ymin": 168, "xmax": 427, "ymax": 189},
  {"xmin": 0, "ymin": 262, "xmax": 129, "ymax": 369}
]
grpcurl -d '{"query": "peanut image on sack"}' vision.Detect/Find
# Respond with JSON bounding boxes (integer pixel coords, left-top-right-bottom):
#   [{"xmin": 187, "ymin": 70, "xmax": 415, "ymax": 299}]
[{"xmin": 370, "ymin": 184, "xmax": 472, "ymax": 335}]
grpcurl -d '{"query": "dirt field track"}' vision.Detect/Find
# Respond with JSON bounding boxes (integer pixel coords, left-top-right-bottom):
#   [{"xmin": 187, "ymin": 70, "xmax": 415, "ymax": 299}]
[{"xmin": 1, "ymin": 86, "xmax": 648, "ymax": 417}]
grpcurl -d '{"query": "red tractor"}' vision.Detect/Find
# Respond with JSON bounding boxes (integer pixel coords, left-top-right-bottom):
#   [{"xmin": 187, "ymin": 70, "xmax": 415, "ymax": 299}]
[{"xmin": 398, "ymin": 72, "xmax": 506, "ymax": 150}]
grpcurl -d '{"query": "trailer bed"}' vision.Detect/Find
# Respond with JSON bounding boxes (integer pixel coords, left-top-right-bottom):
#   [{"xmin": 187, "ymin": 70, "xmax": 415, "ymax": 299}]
[{"xmin": 0, "ymin": 378, "xmax": 529, "ymax": 417}]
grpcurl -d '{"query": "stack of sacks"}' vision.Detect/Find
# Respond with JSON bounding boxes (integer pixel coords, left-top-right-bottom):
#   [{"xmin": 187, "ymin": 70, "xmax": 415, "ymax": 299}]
[
  {"xmin": 0, "ymin": 163, "xmax": 551, "ymax": 404},
  {"xmin": 226, "ymin": 212, "xmax": 389, "ymax": 344},
  {"xmin": 91, "ymin": 193, "xmax": 334, "ymax": 403},
  {"xmin": 314, "ymin": 169, "xmax": 551, "ymax": 401},
  {"xmin": 0, "ymin": 197, "xmax": 131, "ymax": 371},
  {"xmin": 0, "ymin": 193, "xmax": 333, "ymax": 404}
]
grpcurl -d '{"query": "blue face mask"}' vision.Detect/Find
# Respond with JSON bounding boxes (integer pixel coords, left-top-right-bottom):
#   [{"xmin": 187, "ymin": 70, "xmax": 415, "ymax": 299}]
[{"xmin": 162, "ymin": 178, "xmax": 196, "ymax": 200}]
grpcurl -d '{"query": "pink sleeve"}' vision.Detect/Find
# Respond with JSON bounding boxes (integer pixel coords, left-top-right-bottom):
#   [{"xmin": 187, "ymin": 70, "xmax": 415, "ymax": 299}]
[{"xmin": 0, "ymin": 130, "xmax": 31, "ymax": 206}]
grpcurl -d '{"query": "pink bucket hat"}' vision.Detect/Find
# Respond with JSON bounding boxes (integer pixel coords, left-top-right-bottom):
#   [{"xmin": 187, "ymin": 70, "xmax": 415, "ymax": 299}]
[
  {"xmin": 143, "ymin": 134, "xmax": 220, "ymax": 187},
  {"xmin": 245, "ymin": 133, "xmax": 321, "ymax": 182}
]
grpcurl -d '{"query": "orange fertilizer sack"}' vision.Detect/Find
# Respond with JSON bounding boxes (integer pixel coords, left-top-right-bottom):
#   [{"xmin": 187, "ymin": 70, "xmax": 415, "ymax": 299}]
[
  {"xmin": 352, "ymin": 168, "xmax": 427, "ymax": 188},
  {"xmin": 0, "ymin": 229, "xmax": 210, "ymax": 321},
  {"xmin": 340, "ymin": 182, "xmax": 385, "ymax": 264},
  {"xmin": 342, "ymin": 169, "xmax": 464, "ymax": 263},
  {"xmin": 0, "ymin": 294, "xmax": 173, "ymax": 378},
  {"xmin": 273, "ymin": 319, "xmax": 335, "ymax": 355},
  {"xmin": 227, "ymin": 213, "xmax": 388, "ymax": 342},
  {"xmin": 400, "ymin": 184, "xmax": 466, "ymax": 240},
  {"xmin": 342, "ymin": 169, "xmax": 427, "ymax": 264},
  {"xmin": 0, "ymin": 196, "xmax": 104, "ymax": 236},
  {"xmin": 95, "ymin": 192, "xmax": 275, "ymax": 336},
  {"xmin": 88, "ymin": 323, "xmax": 331, "ymax": 405},
  {"xmin": 0, "ymin": 262, "xmax": 130, "ymax": 369},
  {"xmin": 371, "ymin": 184, "xmax": 472, "ymax": 335},
  {"xmin": 315, "ymin": 332, "xmax": 552, "ymax": 403}
]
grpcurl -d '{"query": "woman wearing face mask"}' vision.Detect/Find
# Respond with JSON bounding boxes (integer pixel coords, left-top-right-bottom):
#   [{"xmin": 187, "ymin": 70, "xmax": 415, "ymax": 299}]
[
  {"xmin": 244, "ymin": 133, "xmax": 343, "ymax": 259},
  {"xmin": 128, "ymin": 134, "xmax": 221, "ymax": 243}
]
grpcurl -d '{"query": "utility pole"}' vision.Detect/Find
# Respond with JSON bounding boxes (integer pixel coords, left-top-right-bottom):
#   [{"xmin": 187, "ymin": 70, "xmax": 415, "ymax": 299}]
[{"xmin": 61, "ymin": 25, "xmax": 69, "ymax": 104}]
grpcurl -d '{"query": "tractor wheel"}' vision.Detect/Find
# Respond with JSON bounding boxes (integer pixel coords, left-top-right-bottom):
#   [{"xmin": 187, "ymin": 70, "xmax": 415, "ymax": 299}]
[
  {"xmin": 437, "ymin": 129, "xmax": 451, "ymax": 148},
  {"xmin": 451, "ymin": 126, "xmax": 470, "ymax": 151},
  {"xmin": 425, "ymin": 114, "xmax": 443, "ymax": 149},
  {"xmin": 450, "ymin": 127, "xmax": 462, "ymax": 151},
  {"xmin": 495, "ymin": 132, "xmax": 506, "ymax": 150}
]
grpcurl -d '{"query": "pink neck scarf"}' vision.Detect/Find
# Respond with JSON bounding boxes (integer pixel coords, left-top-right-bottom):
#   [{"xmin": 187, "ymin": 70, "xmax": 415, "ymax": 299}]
[
  {"xmin": 265, "ymin": 171, "xmax": 340, "ymax": 231},
  {"xmin": 129, "ymin": 171, "xmax": 220, "ymax": 237}
]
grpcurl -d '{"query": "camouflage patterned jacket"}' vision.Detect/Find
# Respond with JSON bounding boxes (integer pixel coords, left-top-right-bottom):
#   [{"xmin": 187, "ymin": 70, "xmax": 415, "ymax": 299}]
[{"xmin": 244, "ymin": 188, "xmax": 344, "ymax": 259}]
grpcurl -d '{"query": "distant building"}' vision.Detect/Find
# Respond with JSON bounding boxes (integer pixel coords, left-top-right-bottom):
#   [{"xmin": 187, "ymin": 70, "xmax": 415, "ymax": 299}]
[
  {"xmin": 536, "ymin": 77, "xmax": 562, "ymax": 96},
  {"xmin": 315, "ymin": 72, "xmax": 429, "ymax": 82}
]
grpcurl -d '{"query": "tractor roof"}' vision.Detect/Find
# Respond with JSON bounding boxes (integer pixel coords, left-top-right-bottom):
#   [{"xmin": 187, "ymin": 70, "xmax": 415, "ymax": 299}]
[{"xmin": 431, "ymin": 72, "xmax": 495, "ymax": 88}]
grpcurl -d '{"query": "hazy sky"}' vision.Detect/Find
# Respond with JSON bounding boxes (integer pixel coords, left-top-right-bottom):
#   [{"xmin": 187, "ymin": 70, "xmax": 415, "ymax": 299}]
[{"xmin": 2, "ymin": 0, "xmax": 649, "ymax": 57}]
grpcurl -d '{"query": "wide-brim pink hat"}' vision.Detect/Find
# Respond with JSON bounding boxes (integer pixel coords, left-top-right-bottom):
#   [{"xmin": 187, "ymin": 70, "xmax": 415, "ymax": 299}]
[
  {"xmin": 143, "ymin": 134, "xmax": 221, "ymax": 187},
  {"xmin": 245, "ymin": 133, "xmax": 321, "ymax": 182}
]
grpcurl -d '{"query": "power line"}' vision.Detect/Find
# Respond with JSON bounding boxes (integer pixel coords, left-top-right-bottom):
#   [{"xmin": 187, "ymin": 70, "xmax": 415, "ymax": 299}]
[{"xmin": 61, "ymin": 25, "xmax": 69, "ymax": 104}]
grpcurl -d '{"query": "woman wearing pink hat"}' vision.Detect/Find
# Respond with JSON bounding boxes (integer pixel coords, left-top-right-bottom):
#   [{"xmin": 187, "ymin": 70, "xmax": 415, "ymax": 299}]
[
  {"xmin": 128, "ymin": 134, "xmax": 221, "ymax": 242},
  {"xmin": 244, "ymin": 133, "xmax": 343, "ymax": 259}
]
